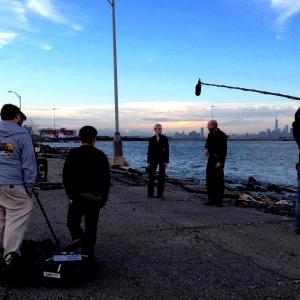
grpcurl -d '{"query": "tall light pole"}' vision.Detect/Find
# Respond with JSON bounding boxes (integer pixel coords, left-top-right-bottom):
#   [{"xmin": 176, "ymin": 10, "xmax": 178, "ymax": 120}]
[
  {"xmin": 107, "ymin": 0, "xmax": 125, "ymax": 166},
  {"xmin": 8, "ymin": 91, "xmax": 21, "ymax": 109},
  {"xmin": 210, "ymin": 105, "xmax": 215, "ymax": 119},
  {"xmin": 53, "ymin": 108, "xmax": 56, "ymax": 130}
]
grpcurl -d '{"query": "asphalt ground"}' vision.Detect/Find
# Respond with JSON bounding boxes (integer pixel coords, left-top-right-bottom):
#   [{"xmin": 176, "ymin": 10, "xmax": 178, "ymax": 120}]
[{"xmin": 1, "ymin": 158, "xmax": 300, "ymax": 299}]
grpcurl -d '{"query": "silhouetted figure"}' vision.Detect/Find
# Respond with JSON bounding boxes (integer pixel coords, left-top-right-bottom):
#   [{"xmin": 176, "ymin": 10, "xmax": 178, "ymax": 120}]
[
  {"xmin": 293, "ymin": 109, "xmax": 300, "ymax": 234},
  {"xmin": 204, "ymin": 120, "xmax": 227, "ymax": 207},
  {"xmin": 147, "ymin": 124, "xmax": 169, "ymax": 198},
  {"xmin": 63, "ymin": 126, "xmax": 110, "ymax": 261}
]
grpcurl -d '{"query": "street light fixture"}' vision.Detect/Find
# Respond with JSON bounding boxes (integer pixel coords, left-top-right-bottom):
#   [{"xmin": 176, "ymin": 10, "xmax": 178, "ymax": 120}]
[
  {"xmin": 8, "ymin": 91, "xmax": 22, "ymax": 109},
  {"xmin": 210, "ymin": 105, "xmax": 215, "ymax": 119},
  {"xmin": 107, "ymin": 0, "xmax": 126, "ymax": 166}
]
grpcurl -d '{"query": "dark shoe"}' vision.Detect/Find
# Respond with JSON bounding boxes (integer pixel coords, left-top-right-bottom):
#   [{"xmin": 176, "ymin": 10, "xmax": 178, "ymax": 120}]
[
  {"xmin": 148, "ymin": 194, "xmax": 154, "ymax": 198},
  {"xmin": 216, "ymin": 203, "xmax": 224, "ymax": 207},
  {"xmin": 203, "ymin": 202, "xmax": 215, "ymax": 206},
  {"xmin": 0, "ymin": 252, "xmax": 20, "ymax": 278},
  {"xmin": 157, "ymin": 195, "xmax": 166, "ymax": 200},
  {"xmin": 295, "ymin": 228, "xmax": 300, "ymax": 234},
  {"xmin": 64, "ymin": 239, "xmax": 84, "ymax": 252}
]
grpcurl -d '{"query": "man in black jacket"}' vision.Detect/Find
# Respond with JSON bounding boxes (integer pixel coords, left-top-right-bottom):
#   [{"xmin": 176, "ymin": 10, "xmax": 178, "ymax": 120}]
[
  {"xmin": 147, "ymin": 124, "xmax": 169, "ymax": 198},
  {"xmin": 204, "ymin": 120, "xmax": 227, "ymax": 207},
  {"xmin": 63, "ymin": 126, "xmax": 110, "ymax": 260},
  {"xmin": 293, "ymin": 108, "xmax": 300, "ymax": 234}
]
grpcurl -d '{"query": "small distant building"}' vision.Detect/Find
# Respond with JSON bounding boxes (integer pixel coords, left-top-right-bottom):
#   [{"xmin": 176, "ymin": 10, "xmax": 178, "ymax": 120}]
[
  {"xmin": 282, "ymin": 125, "xmax": 289, "ymax": 136},
  {"xmin": 58, "ymin": 128, "xmax": 77, "ymax": 138},
  {"xmin": 39, "ymin": 128, "xmax": 77, "ymax": 139},
  {"xmin": 188, "ymin": 131, "xmax": 198, "ymax": 138},
  {"xmin": 200, "ymin": 128, "xmax": 204, "ymax": 138}
]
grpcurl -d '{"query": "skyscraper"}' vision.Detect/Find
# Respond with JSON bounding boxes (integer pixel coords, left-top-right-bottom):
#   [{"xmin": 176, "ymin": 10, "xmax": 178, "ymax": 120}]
[
  {"xmin": 275, "ymin": 116, "xmax": 279, "ymax": 132},
  {"xmin": 200, "ymin": 127, "xmax": 204, "ymax": 138}
]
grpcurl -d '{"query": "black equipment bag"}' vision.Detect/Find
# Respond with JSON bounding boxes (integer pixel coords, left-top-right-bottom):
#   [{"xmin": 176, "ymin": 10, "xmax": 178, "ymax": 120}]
[
  {"xmin": 40, "ymin": 251, "xmax": 90, "ymax": 286},
  {"xmin": 0, "ymin": 192, "xmax": 92, "ymax": 286},
  {"xmin": 32, "ymin": 192, "xmax": 92, "ymax": 285}
]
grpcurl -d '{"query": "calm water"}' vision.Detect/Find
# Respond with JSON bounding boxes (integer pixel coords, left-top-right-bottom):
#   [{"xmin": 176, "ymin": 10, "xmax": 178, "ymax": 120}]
[{"xmin": 48, "ymin": 141, "xmax": 298, "ymax": 189}]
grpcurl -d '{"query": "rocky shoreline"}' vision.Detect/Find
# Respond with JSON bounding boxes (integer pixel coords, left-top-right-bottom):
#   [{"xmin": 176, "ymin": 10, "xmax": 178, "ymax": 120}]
[{"xmin": 35, "ymin": 143, "xmax": 296, "ymax": 218}]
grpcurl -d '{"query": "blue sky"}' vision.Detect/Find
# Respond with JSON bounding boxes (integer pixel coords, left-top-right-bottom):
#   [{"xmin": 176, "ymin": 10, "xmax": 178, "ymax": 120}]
[{"xmin": 0, "ymin": 0, "xmax": 300, "ymax": 135}]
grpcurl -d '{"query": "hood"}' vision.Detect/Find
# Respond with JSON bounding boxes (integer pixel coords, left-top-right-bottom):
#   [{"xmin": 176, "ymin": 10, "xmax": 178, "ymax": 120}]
[{"xmin": 0, "ymin": 121, "xmax": 28, "ymax": 138}]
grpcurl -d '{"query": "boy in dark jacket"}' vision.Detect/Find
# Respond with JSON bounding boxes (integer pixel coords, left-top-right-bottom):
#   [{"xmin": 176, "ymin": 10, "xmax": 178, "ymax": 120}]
[
  {"xmin": 63, "ymin": 126, "xmax": 110, "ymax": 260},
  {"xmin": 147, "ymin": 124, "xmax": 169, "ymax": 198}
]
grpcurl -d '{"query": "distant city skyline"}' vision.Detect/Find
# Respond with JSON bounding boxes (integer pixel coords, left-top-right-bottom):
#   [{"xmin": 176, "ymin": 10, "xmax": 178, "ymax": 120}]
[
  {"xmin": 32, "ymin": 115, "xmax": 294, "ymax": 138},
  {"xmin": 173, "ymin": 116, "xmax": 292, "ymax": 139}
]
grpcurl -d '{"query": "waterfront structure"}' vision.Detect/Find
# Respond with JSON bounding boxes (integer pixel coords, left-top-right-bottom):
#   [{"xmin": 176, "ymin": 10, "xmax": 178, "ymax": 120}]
[{"xmin": 39, "ymin": 128, "xmax": 76, "ymax": 139}]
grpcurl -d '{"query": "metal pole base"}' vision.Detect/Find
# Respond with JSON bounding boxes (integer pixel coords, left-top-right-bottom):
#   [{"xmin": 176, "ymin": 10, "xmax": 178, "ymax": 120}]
[{"xmin": 112, "ymin": 132, "xmax": 127, "ymax": 167}]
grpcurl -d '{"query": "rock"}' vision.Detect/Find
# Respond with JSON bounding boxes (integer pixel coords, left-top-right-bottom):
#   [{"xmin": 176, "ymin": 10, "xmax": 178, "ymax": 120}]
[
  {"xmin": 248, "ymin": 176, "xmax": 259, "ymax": 185},
  {"xmin": 275, "ymin": 200, "xmax": 293, "ymax": 206},
  {"xmin": 267, "ymin": 183, "xmax": 282, "ymax": 193}
]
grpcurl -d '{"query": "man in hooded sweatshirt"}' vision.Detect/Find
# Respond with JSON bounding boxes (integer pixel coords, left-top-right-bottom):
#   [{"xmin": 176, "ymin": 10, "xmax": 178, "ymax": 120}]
[{"xmin": 0, "ymin": 104, "xmax": 37, "ymax": 270}]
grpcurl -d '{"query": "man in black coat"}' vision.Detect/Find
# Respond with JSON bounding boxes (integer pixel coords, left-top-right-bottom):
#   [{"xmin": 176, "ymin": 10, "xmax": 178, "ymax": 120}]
[
  {"xmin": 147, "ymin": 124, "xmax": 169, "ymax": 198},
  {"xmin": 204, "ymin": 120, "xmax": 227, "ymax": 207},
  {"xmin": 63, "ymin": 126, "xmax": 110, "ymax": 260},
  {"xmin": 292, "ymin": 108, "xmax": 300, "ymax": 234}
]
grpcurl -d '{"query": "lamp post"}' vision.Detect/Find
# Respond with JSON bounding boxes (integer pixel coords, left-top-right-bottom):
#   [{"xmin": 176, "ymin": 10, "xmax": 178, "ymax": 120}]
[
  {"xmin": 8, "ymin": 91, "xmax": 22, "ymax": 109},
  {"xmin": 210, "ymin": 105, "xmax": 215, "ymax": 119},
  {"xmin": 53, "ymin": 108, "xmax": 56, "ymax": 130},
  {"xmin": 107, "ymin": 0, "xmax": 125, "ymax": 166}
]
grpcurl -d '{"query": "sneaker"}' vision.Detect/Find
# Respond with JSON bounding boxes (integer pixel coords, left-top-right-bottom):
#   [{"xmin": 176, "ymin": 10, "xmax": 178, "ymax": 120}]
[
  {"xmin": 216, "ymin": 203, "xmax": 224, "ymax": 207},
  {"xmin": 295, "ymin": 228, "xmax": 300, "ymax": 234},
  {"xmin": 203, "ymin": 202, "xmax": 215, "ymax": 206},
  {"xmin": 4, "ymin": 252, "xmax": 19, "ymax": 266}
]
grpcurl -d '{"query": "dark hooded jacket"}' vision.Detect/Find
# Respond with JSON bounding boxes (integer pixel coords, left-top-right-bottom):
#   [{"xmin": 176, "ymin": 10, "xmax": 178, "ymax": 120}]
[{"xmin": 63, "ymin": 145, "xmax": 110, "ymax": 202}]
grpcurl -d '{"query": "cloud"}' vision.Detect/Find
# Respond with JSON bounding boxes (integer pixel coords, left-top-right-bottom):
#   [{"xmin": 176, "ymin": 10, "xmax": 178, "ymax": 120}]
[
  {"xmin": 27, "ymin": 0, "xmax": 82, "ymax": 31},
  {"xmin": 12, "ymin": 0, "xmax": 29, "ymax": 28},
  {"xmin": 39, "ymin": 43, "xmax": 52, "ymax": 50},
  {"xmin": 270, "ymin": 0, "xmax": 300, "ymax": 26},
  {"xmin": 0, "ymin": 1, "xmax": 28, "ymax": 30},
  {"xmin": 0, "ymin": 0, "xmax": 82, "ymax": 49},
  {"xmin": 0, "ymin": 32, "xmax": 18, "ymax": 48},
  {"xmin": 23, "ymin": 101, "xmax": 298, "ymax": 134}
]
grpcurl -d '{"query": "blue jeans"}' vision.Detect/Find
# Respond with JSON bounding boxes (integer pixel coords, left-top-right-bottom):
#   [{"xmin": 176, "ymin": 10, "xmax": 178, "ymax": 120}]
[{"xmin": 296, "ymin": 167, "xmax": 300, "ymax": 229}]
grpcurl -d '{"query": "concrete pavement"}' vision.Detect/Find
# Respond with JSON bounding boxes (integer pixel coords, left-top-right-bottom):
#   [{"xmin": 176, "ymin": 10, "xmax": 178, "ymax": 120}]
[{"xmin": 1, "ymin": 158, "xmax": 300, "ymax": 299}]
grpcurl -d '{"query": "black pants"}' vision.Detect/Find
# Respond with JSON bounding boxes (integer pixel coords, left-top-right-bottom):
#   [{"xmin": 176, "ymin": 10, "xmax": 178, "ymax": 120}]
[
  {"xmin": 206, "ymin": 160, "xmax": 224, "ymax": 205},
  {"xmin": 67, "ymin": 196, "xmax": 101, "ymax": 257},
  {"xmin": 148, "ymin": 162, "xmax": 166, "ymax": 197}
]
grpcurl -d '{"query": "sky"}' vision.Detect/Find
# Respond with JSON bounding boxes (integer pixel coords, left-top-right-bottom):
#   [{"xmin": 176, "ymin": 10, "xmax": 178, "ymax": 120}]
[{"xmin": 0, "ymin": 0, "xmax": 300, "ymax": 135}]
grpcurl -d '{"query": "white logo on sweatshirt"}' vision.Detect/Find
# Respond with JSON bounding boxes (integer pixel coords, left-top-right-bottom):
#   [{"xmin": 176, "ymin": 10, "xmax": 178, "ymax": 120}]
[{"xmin": 0, "ymin": 142, "xmax": 14, "ymax": 156}]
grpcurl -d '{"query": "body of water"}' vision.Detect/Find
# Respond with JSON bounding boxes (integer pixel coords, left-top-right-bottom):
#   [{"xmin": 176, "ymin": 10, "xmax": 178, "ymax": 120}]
[{"xmin": 47, "ymin": 140, "xmax": 298, "ymax": 189}]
